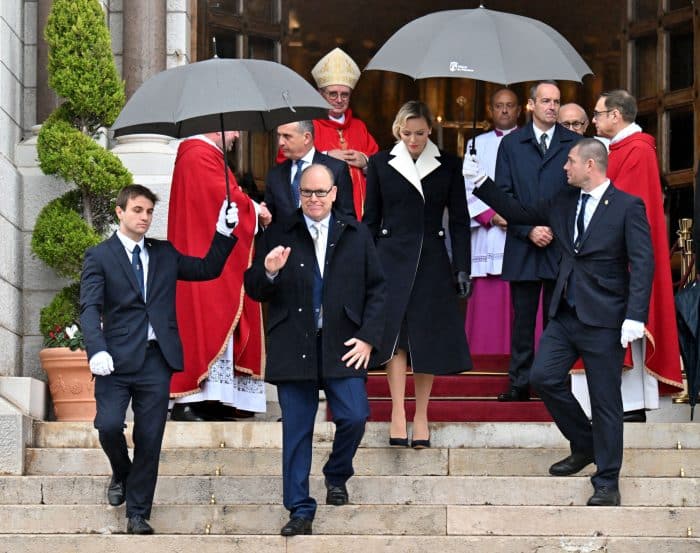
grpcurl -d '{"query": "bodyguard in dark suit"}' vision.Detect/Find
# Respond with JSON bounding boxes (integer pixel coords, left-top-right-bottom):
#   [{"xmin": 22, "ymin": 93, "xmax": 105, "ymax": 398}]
[
  {"xmin": 468, "ymin": 139, "xmax": 653, "ymax": 506},
  {"xmin": 495, "ymin": 81, "xmax": 581, "ymax": 401},
  {"xmin": 80, "ymin": 184, "xmax": 238, "ymax": 534},
  {"xmin": 245, "ymin": 164, "xmax": 385, "ymax": 536},
  {"xmin": 264, "ymin": 120, "xmax": 356, "ymax": 222}
]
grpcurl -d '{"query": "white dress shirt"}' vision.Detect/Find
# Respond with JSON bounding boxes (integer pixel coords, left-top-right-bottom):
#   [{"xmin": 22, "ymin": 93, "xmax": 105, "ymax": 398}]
[
  {"xmin": 115, "ymin": 230, "xmax": 157, "ymax": 341},
  {"xmin": 573, "ymin": 179, "xmax": 610, "ymax": 243},
  {"xmin": 533, "ymin": 124, "xmax": 555, "ymax": 152}
]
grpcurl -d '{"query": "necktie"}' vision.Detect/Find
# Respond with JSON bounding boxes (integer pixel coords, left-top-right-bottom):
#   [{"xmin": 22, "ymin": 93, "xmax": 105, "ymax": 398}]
[
  {"xmin": 310, "ymin": 222, "xmax": 326, "ymax": 327},
  {"xmin": 311, "ymin": 222, "xmax": 326, "ymax": 277},
  {"xmin": 291, "ymin": 159, "xmax": 304, "ymax": 207},
  {"xmin": 567, "ymin": 193, "xmax": 591, "ymax": 307},
  {"xmin": 574, "ymin": 193, "xmax": 591, "ymax": 251},
  {"xmin": 539, "ymin": 133, "xmax": 548, "ymax": 156},
  {"xmin": 132, "ymin": 244, "xmax": 145, "ymax": 297}
]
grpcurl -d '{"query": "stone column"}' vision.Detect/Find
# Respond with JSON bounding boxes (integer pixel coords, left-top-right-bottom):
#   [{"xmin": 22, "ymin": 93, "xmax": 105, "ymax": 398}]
[
  {"xmin": 123, "ymin": 0, "xmax": 167, "ymax": 99},
  {"xmin": 36, "ymin": 0, "xmax": 58, "ymax": 123}
]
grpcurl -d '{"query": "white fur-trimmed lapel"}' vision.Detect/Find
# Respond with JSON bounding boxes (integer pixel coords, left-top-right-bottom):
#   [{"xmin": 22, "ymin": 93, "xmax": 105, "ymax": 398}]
[{"xmin": 387, "ymin": 139, "xmax": 441, "ymax": 201}]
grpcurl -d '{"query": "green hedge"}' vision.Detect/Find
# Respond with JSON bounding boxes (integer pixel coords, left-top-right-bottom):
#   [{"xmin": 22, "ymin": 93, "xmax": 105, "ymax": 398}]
[{"xmin": 34, "ymin": 0, "xmax": 132, "ymax": 342}]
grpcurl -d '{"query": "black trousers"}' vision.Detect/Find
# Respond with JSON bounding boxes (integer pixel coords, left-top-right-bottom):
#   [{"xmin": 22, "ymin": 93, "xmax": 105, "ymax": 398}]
[
  {"xmin": 530, "ymin": 305, "xmax": 624, "ymax": 489},
  {"xmin": 94, "ymin": 342, "xmax": 172, "ymax": 518},
  {"xmin": 508, "ymin": 279, "xmax": 555, "ymax": 390}
]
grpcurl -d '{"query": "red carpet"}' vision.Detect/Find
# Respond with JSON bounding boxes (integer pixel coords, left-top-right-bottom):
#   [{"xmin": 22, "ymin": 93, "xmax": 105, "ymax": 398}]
[
  {"xmin": 367, "ymin": 399, "xmax": 552, "ymax": 422},
  {"xmin": 354, "ymin": 354, "xmax": 553, "ymax": 423}
]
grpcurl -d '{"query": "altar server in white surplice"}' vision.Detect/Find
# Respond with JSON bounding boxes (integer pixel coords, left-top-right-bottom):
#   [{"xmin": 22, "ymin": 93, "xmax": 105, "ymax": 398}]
[{"xmin": 463, "ymin": 88, "xmax": 521, "ymax": 355}]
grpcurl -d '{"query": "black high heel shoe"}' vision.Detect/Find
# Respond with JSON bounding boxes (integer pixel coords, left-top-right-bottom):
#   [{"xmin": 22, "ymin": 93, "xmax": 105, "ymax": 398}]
[
  {"xmin": 410, "ymin": 436, "xmax": 431, "ymax": 449},
  {"xmin": 389, "ymin": 436, "xmax": 409, "ymax": 447}
]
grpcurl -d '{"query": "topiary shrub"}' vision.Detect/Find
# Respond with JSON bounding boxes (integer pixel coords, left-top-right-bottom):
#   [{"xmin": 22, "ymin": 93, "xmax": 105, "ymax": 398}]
[{"xmin": 33, "ymin": 0, "xmax": 133, "ymax": 349}]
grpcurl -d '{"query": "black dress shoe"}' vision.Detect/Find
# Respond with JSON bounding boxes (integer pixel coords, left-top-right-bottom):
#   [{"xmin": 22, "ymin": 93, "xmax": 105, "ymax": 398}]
[
  {"xmin": 170, "ymin": 403, "xmax": 209, "ymax": 422},
  {"xmin": 325, "ymin": 480, "xmax": 349, "ymax": 505},
  {"xmin": 389, "ymin": 436, "xmax": 409, "ymax": 447},
  {"xmin": 549, "ymin": 452, "xmax": 595, "ymax": 476},
  {"xmin": 587, "ymin": 486, "xmax": 621, "ymax": 506},
  {"xmin": 497, "ymin": 387, "xmax": 530, "ymax": 402},
  {"xmin": 107, "ymin": 475, "xmax": 126, "ymax": 506},
  {"xmin": 280, "ymin": 517, "xmax": 313, "ymax": 536},
  {"xmin": 201, "ymin": 402, "xmax": 238, "ymax": 421},
  {"xmin": 623, "ymin": 409, "xmax": 647, "ymax": 423},
  {"xmin": 127, "ymin": 514, "xmax": 154, "ymax": 534}
]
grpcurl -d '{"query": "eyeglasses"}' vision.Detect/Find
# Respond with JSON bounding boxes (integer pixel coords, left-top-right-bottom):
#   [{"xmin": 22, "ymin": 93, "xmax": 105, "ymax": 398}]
[
  {"xmin": 560, "ymin": 120, "xmax": 587, "ymax": 130},
  {"xmin": 592, "ymin": 109, "xmax": 614, "ymax": 118},
  {"xmin": 322, "ymin": 90, "xmax": 351, "ymax": 101},
  {"xmin": 299, "ymin": 187, "xmax": 333, "ymax": 198}
]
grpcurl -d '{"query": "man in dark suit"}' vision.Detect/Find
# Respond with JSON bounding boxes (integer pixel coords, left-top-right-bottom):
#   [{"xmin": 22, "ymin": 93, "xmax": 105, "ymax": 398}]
[
  {"xmin": 264, "ymin": 120, "xmax": 356, "ymax": 222},
  {"xmin": 495, "ymin": 81, "xmax": 582, "ymax": 401},
  {"xmin": 467, "ymin": 138, "xmax": 653, "ymax": 506},
  {"xmin": 80, "ymin": 184, "xmax": 238, "ymax": 534},
  {"xmin": 245, "ymin": 164, "xmax": 385, "ymax": 536}
]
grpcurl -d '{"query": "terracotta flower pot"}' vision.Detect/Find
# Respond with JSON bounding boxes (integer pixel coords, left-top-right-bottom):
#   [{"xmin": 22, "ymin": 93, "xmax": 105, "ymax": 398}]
[{"xmin": 39, "ymin": 347, "xmax": 96, "ymax": 421}]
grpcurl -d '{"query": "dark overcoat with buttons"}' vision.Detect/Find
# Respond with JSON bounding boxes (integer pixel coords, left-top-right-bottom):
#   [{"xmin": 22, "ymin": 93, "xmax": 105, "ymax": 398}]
[
  {"xmin": 363, "ymin": 141, "xmax": 472, "ymax": 374},
  {"xmin": 494, "ymin": 122, "xmax": 581, "ymax": 281},
  {"xmin": 244, "ymin": 210, "xmax": 386, "ymax": 384}
]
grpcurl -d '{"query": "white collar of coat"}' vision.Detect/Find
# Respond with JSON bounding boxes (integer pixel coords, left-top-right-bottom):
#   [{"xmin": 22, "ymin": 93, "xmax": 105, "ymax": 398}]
[{"xmin": 388, "ymin": 139, "xmax": 441, "ymax": 200}]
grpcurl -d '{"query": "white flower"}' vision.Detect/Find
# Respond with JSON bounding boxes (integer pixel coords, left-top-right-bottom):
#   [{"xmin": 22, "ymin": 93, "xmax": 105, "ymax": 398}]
[{"xmin": 65, "ymin": 324, "xmax": 79, "ymax": 339}]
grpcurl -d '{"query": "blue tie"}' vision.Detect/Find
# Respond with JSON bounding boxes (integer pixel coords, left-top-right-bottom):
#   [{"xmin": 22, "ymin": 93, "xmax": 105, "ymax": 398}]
[
  {"xmin": 132, "ymin": 244, "xmax": 145, "ymax": 298},
  {"xmin": 291, "ymin": 159, "xmax": 304, "ymax": 207}
]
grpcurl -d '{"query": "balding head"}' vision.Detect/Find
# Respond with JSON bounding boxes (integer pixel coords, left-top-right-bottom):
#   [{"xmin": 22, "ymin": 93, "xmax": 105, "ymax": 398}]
[
  {"xmin": 489, "ymin": 88, "xmax": 521, "ymax": 131},
  {"xmin": 558, "ymin": 103, "xmax": 589, "ymax": 135}
]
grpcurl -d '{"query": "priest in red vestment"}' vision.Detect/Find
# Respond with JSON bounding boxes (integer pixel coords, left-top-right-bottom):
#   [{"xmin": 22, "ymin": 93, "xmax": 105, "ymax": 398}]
[
  {"xmin": 168, "ymin": 132, "xmax": 267, "ymax": 421},
  {"xmin": 585, "ymin": 90, "xmax": 683, "ymax": 413},
  {"xmin": 276, "ymin": 48, "xmax": 378, "ymax": 218}
]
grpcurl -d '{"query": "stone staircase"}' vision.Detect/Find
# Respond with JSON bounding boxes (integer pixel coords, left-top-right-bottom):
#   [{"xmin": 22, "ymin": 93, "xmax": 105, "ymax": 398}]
[{"xmin": 1, "ymin": 420, "xmax": 698, "ymax": 552}]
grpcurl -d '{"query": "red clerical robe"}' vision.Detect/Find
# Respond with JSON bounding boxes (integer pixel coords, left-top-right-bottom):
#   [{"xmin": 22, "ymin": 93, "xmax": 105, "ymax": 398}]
[
  {"xmin": 169, "ymin": 138, "xmax": 264, "ymax": 398},
  {"xmin": 275, "ymin": 109, "xmax": 379, "ymax": 218},
  {"xmin": 608, "ymin": 132, "xmax": 683, "ymax": 394}
]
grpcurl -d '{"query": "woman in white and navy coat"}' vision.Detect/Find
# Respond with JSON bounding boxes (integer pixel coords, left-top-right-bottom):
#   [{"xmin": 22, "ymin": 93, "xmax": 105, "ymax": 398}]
[{"xmin": 364, "ymin": 101, "xmax": 472, "ymax": 448}]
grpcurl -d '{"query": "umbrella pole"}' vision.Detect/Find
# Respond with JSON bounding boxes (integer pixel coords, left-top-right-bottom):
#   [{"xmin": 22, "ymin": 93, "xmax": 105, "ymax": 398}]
[
  {"xmin": 469, "ymin": 80, "xmax": 480, "ymax": 157},
  {"xmin": 219, "ymin": 113, "xmax": 231, "ymax": 205}
]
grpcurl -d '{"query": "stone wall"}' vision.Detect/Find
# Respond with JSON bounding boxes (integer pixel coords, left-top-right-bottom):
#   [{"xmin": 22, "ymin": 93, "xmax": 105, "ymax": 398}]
[{"xmin": 0, "ymin": 1, "xmax": 32, "ymax": 377}]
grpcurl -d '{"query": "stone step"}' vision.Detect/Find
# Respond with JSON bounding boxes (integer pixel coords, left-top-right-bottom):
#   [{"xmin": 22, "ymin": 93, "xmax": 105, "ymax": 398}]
[
  {"xmin": 32, "ymin": 421, "xmax": 700, "ymax": 450},
  {"xmin": 1, "ymin": 535, "xmax": 697, "ymax": 553},
  {"xmin": 0, "ymin": 504, "xmax": 697, "ymax": 537},
  {"xmin": 24, "ymin": 447, "xmax": 700, "ymax": 478},
  {"xmin": 1, "ymin": 475, "xmax": 696, "ymax": 506}
]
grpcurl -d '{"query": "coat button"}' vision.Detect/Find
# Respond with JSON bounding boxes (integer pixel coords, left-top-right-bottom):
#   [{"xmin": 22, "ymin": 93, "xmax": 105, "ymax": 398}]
[
  {"xmin": 438, "ymin": 230, "xmax": 445, "ymax": 237},
  {"xmin": 298, "ymin": 308, "xmax": 303, "ymax": 312},
  {"xmin": 301, "ymin": 354, "xmax": 306, "ymax": 359},
  {"xmin": 300, "ymin": 263, "xmax": 304, "ymax": 267},
  {"xmin": 381, "ymin": 229, "xmax": 388, "ymax": 235}
]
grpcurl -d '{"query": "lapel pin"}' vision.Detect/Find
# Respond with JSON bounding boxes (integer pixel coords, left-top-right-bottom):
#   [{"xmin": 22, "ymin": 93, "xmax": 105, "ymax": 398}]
[{"xmin": 604, "ymin": 200, "xmax": 609, "ymax": 205}]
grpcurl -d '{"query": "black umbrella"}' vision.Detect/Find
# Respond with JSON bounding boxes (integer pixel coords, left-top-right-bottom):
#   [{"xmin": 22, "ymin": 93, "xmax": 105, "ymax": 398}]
[
  {"xmin": 112, "ymin": 56, "xmax": 330, "ymax": 209},
  {"xmin": 675, "ymin": 280, "xmax": 700, "ymax": 419}
]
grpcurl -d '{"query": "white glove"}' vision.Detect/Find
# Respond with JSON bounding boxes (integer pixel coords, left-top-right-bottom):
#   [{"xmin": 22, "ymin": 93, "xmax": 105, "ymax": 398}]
[
  {"xmin": 620, "ymin": 319, "xmax": 645, "ymax": 348},
  {"xmin": 89, "ymin": 351, "xmax": 114, "ymax": 376},
  {"xmin": 462, "ymin": 155, "xmax": 487, "ymax": 185},
  {"xmin": 216, "ymin": 200, "xmax": 239, "ymax": 235}
]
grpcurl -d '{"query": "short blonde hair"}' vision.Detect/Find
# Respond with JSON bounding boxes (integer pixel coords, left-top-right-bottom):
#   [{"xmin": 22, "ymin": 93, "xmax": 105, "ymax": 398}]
[{"xmin": 391, "ymin": 101, "xmax": 433, "ymax": 141}]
